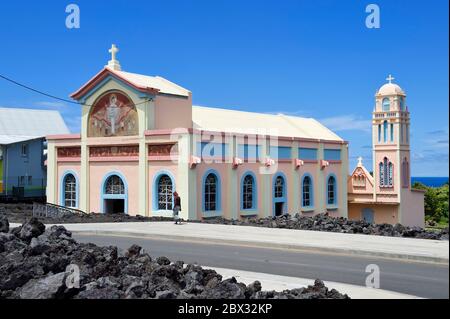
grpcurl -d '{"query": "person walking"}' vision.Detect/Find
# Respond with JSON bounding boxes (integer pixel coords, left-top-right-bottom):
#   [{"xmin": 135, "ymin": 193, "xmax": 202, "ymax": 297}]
[{"xmin": 173, "ymin": 191, "xmax": 181, "ymax": 224}]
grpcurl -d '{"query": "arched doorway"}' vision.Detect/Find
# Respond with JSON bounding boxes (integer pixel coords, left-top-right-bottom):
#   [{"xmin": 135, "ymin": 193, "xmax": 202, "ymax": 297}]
[
  {"xmin": 273, "ymin": 173, "xmax": 287, "ymax": 216},
  {"xmin": 102, "ymin": 173, "xmax": 127, "ymax": 214}
]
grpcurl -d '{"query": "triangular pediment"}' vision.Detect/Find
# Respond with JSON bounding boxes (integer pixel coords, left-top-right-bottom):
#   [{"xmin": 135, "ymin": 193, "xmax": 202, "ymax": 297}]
[
  {"xmin": 70, "ymin": 68, "xmax": 159, "ymax": 102},
  {"xmin": 349, "ymin": 165, "xmax": 374, "ymax": 187}
]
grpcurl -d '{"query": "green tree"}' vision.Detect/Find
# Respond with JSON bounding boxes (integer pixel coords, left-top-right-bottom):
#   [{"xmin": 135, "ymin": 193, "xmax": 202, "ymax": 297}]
[{"xmin": 413, "ymin": 182, "xmax": 449, "ymax": 224}]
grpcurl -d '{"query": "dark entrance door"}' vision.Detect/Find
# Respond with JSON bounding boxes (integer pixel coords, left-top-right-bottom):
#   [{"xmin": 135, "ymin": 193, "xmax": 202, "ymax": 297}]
[
  {"xmin": 362, "ymin": 208, "xmax": 374, "ymax": 224},
  {"xmin": 104, "ymin": 199, "xmax": 125, "ymax": 214},
  {"xmin": 275, "ymin": 202, "xmax": 284, "ymax": 216}
]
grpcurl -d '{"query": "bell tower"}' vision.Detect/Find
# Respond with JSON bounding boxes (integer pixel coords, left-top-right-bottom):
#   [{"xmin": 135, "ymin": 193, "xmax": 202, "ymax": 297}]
[{"xmin": 372, "ymin": 75, "xmax": 411, "ymax": 200}]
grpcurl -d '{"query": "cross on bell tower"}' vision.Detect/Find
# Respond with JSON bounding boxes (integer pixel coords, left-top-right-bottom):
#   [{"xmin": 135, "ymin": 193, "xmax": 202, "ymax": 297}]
[
  {"xmin": 106, "ymin": 44, "xmax": 121, "ymax": 71},
  {"xmin": 386, "ymin": 74, "xmax": 395, "ymax": 84}
]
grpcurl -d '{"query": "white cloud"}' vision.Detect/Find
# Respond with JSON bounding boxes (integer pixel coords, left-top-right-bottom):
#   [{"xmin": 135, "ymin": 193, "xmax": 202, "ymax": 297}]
[
  {"xmin": 319, "ymin": 115, "xmax": 371, "ymax": 133},
  {"xmin": 35, "ymin": 101, "xmax": 69, "ymax": 109}
]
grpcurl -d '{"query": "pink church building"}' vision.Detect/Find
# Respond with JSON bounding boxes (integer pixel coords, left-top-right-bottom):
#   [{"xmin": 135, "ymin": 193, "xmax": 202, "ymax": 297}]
[{"xmin": 46, "ymin": 45, "xmax": 424, "ymax": 227}]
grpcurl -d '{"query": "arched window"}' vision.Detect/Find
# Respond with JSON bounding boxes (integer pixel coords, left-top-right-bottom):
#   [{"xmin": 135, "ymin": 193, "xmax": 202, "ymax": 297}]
[
  {"xmin": 400, "ymin": 123, "xmax": 404, "ymax": 143},
  {"xmin": 406, "ymin": 124, "xmax": 409, "ymax": 143},
  {"xmin": 157, "ymin": 175, "xmax": 173, "ymax": 210},
  {"xmin": 402, "ymin": 158, "xmax": 410, "ymax": 187},
  {"xmin": 379, "ymin": 162, "xmax": 384, "ymax": 187},
  {"xmin": 390, "ymin": 123, "xmax": 394, "ymax": 142},
  {"xmin": 327, "ymin": 176, "xmax": 337, "ymax": 205},
  {"xmin": 383, "ymin": 157, "xmax": 389, "ymax": 186},
  {"xmin": 380, "ymin": 157, "xmax": 393, "ymax": 187},
  {"xmin": 302, "ymin": 175, "xmax": 313, "ymax": 207},
  {"xmin": 378, "ymin": 124, "xmax": 381, "ymax": 143},
  {"xmin": 104, "ymin": 175, "xmax": 125, "ymax": 194},
  {"xmin": 242, "ymin": 174, "xmax": 256, "ymax": 210},
  {"xmin": 383, "ymin": 121, "xmax": 388, "ymax": 143},
  {"xmin": 274, "ymin": 176, "xmax": 284, "ymax": 198},
  {"xmin": 382, "ymin": 98, "xmax": 390, "ymax": 111},
  {"xmin": 400, "ymin": 97, "xmax": 406, "ymax": 111},
  {"xmin": 63, "ymin": 173, "xmax": 77, "ymax": 208},
  {"xmin": 388, "ymin": 162, "xmax": 393, "ymax": 186},
  {"xmin": 204, "ymin": 173, "xmax": 218, "ymax": 211}
]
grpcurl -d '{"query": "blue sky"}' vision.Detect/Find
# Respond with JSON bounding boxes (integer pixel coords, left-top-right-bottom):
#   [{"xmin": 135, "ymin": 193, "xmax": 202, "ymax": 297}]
[{"xmin": 0, "ymin": 0, "xmax": 448, "ymax": 176}]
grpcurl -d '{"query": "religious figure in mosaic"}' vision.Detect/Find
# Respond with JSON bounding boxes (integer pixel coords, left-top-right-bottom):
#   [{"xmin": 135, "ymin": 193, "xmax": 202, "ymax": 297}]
[
  {"xmin": 88, "ymin": 91, "xmax": 138, "ymax": 137},
  {"xmin": 106, "ymin": 94, "xmax": 120, "ymax": 134}
]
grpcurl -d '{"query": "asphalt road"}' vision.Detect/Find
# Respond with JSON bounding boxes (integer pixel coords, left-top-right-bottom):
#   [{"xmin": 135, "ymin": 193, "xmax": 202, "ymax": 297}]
[{"xmin": 74, "ymin": 234, "xmax": 449, "ymax": 299}]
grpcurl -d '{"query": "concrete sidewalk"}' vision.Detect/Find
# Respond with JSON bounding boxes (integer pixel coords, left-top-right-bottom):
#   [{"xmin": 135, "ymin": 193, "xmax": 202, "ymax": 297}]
[
  {"xmin": 208, "ymin": 267, "xmax": 422, "ymax": 299},
  {"xmin": 12, "ymin": 221, "xmax": 448, "ymax": 263}
]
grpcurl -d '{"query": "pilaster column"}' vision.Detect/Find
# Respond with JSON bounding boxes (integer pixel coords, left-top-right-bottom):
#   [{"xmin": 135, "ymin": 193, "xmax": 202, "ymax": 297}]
[
  {"xmin": 177, "ymin": 133, "xmax": 197, "ymax": 220},
  {"xmin": 340, "ymin": 143, "xmax": 349, "ymax": 218},
  {"xmin": 46, "ymin": 141, "xmax": 57, "ymax": 204},
  {"xmin": 228, "ymin": 135, "xmax": 238, "ymax": 220},
  {"xmin": 80, "ymin": 141, "xmax": 89, "ymax": 213},
  {"xmin": 80, "ymin": 104, "xmax": 89, "ymax": 213},
  {"xmin": 291, "ymin": 141, "xmax": 300, "ymax": 213},
  {"xmin": 137, "ymin": 99, "xmax": 151, "ymax": 216},
  {"xmin": 316, "ymin": 143, "xmax": 325, "ymax": 213},
  {"xmin": 259, "ymin": 137, "xmax": 271, "ymax": 217},
  {"xmin": 138, "ymin": 140, "xmax": 148, "ymax": 216}
]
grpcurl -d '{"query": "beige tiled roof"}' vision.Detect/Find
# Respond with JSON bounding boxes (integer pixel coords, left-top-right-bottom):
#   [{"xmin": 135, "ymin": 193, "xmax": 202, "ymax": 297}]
[
  {"xmin": 112, "ymin": 69, "xmax": 191, "ymax": 97},
  {"xmin": 192, "ymin": 106, "xmax": 343, "ymax": 141}
]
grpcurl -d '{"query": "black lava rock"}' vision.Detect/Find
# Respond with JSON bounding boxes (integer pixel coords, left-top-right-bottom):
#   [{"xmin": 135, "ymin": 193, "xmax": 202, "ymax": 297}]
[
  {"xmin": 0, "ymin": 215, "xmax": 349, "ymax": 299},
  {"xmin": 198, "ymin": 213, "xmax": 448, "ymax": 241},
  {"xmin": 0, "ymin": 211, "xmax": 9, "ymax": 233}
]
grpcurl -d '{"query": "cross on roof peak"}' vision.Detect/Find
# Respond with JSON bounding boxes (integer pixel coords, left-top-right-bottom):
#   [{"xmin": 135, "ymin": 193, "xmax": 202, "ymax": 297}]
[
  {"xmin": 357, "ymin": 156, "xmax": 363, "ymax": 166},
  {"xmin": 106, "ymin": 44, "xmax": 121, "ymax": 71},
  {"xmin": 109, "ymin": 44, "xmax": 119, "ymax": 60},
  {"xmin": 386, "ymin": 74, "xmax": 395, "ymax": 84}
]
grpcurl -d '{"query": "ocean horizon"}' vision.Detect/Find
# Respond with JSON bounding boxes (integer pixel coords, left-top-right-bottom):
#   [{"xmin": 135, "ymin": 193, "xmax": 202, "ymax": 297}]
[{"xmin": 411, "ymin": 177, "xmax": 449, "ymax": 187}]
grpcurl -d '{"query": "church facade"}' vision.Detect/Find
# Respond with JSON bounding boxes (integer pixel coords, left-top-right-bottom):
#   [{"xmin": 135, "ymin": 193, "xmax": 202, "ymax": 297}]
[{"xmin": 46, "ymin": 45, "xmax": 424, "ymax": 226}]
